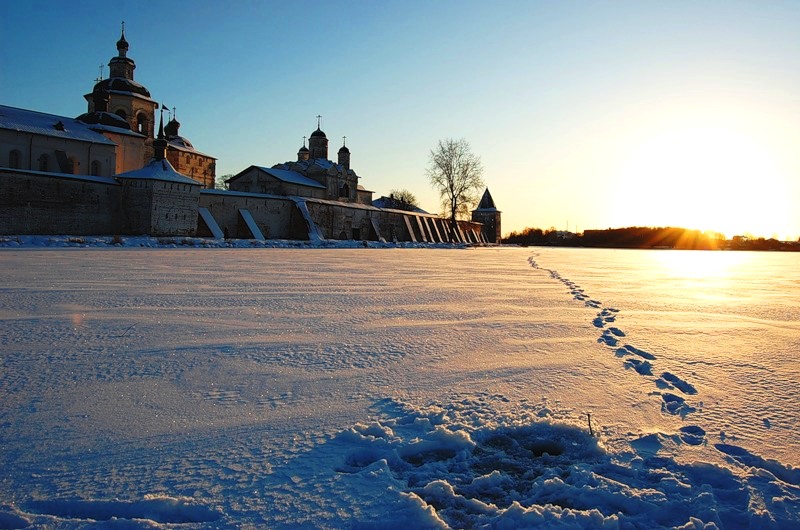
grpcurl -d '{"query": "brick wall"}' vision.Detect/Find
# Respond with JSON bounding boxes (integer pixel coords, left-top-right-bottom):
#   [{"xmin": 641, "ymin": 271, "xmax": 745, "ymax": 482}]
[{"xmin": 0, "ymin": 169, "xmax": 121, "ymax": 235}]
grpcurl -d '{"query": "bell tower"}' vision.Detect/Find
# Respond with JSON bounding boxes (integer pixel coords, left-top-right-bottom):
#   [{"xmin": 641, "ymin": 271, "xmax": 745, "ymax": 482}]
[
  {"xmin": 308, "ymin": 116, "xmax": 328, "ymax": 160},
  {"xmin": 85, "ymin": 24, "xmax": 158, "ymax": 164},
  {"xmin": 337, "ymin": 137, "xmax": 350, "ymax": 169},
  {"xmin": 472, "ymin": 188, "xmax": 502, "ymax": 243}
]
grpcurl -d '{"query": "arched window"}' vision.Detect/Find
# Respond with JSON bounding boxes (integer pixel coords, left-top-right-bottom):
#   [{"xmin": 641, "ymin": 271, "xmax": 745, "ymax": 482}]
[
  {"xmin": 90, "ymin": 160, "xmax": 101, "ymax": 176},
  {"xmin": 115, "ymin": 109, "xmax": 127, "ymax": 122},
  {"xmin": 68, "ymin": 156, "xmax": 79, "ymax": 175},
  {"xmin": 9, "ymin": 149, "xmax": 21, "ymax": 169},
  {"xmin": 38, "ymin": 154, "xmax": 49, "ymax": 172},
  {"xmin": 136, "ymin": 112, "xmax": 149, "ymax": 135},
  {"xmin": 339, "ymin": 183, "xmax": 350, "ymax": 198}
]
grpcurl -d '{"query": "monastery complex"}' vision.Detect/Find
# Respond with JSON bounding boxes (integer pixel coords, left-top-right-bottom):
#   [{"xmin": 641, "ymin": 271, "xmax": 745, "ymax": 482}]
[{"xmin": 0, "ymin": 29, "xmax": 501, "ymax": 244}]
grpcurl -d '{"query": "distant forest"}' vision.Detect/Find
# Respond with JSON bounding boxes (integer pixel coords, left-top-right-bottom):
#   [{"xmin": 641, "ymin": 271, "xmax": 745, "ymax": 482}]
[{"xmin": 503, "ymin": 226, "xmax": 800, "ymax": 251}]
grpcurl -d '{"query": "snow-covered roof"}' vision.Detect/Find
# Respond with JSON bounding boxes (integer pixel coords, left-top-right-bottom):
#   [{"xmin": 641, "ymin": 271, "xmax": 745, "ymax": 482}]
[
  {"xmin": 230, "ymin": 166, "xmax": 326, "ymax": 189},
  {"xmin": 0, "ymin": 105, "xmax": 116, "ymax": 145},
  {"xmin": 102, "ymin": 88, "xmax": 157, "ymax": 104},
  {"xmin": 167, "ymin": 138, "xmax": 216, "ymax": 159},
  {"xmin": 201, "ymin": 189, "xmax": 298, "ymax": 201},
  {"xmin": 115, "ymin": 157, "xmax": 202, "ymax": 185},
  {"xmin": 276, "ymin": 158, "xmax": 353, "ymax": 175},
  {"xmin": 0, "ymin": 166, "xmax": 119, "ymax": 186},
  {"xmin": 86, "ymin": 122, "xmax": 145, "ymax": 138}
]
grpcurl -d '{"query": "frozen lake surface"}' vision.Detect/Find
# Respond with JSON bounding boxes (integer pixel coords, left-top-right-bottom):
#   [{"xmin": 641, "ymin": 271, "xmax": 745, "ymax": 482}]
[{"xmin": 0, "ymin": 246, "xmax": 798, "ymax": 528}]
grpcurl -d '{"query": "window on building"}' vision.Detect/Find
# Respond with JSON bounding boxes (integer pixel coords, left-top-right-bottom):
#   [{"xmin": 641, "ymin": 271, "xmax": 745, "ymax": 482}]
[
  {"xmin": 38, "ymin": 154, "xmax": 49, "ymax": 172},
  {"xmin": 9, "ymin": 149, "xmax": 21, "ymax": 169},
  {"xmin": 67, "ymin": 156, "xmax": 79, "ymax": 174},
  {"xmin": 137, "ymin": 113, "xmax": 149, "ymax": 135},
  {"xmin": 90, "ymin": 160, "xmax": 101, "ymax": 176},
  {"xmin": 339, "ymin": 183, "xmax": 350, "ymax": 198}
]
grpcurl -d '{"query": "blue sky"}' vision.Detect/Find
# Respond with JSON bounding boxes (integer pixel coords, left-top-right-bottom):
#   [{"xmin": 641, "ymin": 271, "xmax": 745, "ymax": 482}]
[{"xmin": 3, "ymin": 0, "xmax": 799, "ymax": 238}]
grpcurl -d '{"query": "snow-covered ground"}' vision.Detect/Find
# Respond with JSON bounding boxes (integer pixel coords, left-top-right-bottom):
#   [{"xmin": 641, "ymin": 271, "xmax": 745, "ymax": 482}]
[{"xmin": 0, "ymin": 245, "xmax": 797, "ymax": 529}]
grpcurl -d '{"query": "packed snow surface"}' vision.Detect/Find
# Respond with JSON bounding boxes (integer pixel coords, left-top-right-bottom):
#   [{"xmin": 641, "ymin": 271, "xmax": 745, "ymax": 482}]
[{"xmin": 0, "ymin": 244, "xmax": 798, "ymax": 528}]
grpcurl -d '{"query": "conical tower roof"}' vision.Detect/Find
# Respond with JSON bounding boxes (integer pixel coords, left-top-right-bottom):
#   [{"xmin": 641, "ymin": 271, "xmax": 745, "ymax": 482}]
[{"xmin": 474, "ymin": 188, "xmax": 499, "ymax": 211}]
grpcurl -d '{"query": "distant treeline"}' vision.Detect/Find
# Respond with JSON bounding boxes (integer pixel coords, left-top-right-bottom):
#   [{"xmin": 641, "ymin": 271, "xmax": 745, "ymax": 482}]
[{"xmin": 503, "ymin": 226, "xmax": 800, "ymax": 251}]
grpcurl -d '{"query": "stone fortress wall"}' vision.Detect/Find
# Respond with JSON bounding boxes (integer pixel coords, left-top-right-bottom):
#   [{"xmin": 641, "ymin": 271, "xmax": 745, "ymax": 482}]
[
  {"xmin": 0, "ymin": 167, "xmax": 488, "ymax": 244},
  {"xmin": 1, "ymin": 29, "xmax": 497, "ymax": 245}
]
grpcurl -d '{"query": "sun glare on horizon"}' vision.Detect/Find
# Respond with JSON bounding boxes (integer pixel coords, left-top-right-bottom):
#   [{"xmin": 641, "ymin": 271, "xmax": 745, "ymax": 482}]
[
  {"xmin": 612, "ymin": 123, "xmax": 793, "ymax": 240},
  {"xmin": 653, "ymin": 248, "xmax": 753, "ymax": 281}
]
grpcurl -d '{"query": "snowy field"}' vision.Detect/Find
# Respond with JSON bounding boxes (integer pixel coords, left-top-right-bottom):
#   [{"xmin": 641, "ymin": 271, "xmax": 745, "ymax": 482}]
[{"xmin": 0, "ymin": 245, "xmax": 798, "ymax": 529}]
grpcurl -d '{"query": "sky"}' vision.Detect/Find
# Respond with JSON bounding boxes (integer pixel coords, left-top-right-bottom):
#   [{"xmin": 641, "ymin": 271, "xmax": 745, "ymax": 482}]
[{"xmin": 2, "ymin": 0, "xmax": 799, "ymax": 239}]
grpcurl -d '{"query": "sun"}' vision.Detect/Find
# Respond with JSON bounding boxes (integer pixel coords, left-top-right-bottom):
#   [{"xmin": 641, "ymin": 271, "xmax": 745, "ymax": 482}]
[{"xmin": 612, "ymin": 125, "xmax": 792, "ymax": 239}]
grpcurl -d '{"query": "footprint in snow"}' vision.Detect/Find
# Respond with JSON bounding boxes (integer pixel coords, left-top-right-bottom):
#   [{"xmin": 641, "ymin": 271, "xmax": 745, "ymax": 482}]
[
  {"xmin": 661, "ymin": 393, "xmax": 697, "ymax": 417},
  {"xmin": 715, "ymin": 443, "xmax": 800, "ymax": 485},
  {"xmin": 619, "ymin": 344, "xmax": 657, "ymax": 360},
  {"xmin": 679, "ymin": 425, "xmax": 706, "ymax": 446},
  {"xmin": 658, "ymin": 372, "xmax": 697, "ymax": 395},
  {"xmin": 624, "ymin": 358, "xmax": 653, "ymax": 376},
  {"xmin": 598, "ymin": 332, "xmax": 619, "ymax": 347}
]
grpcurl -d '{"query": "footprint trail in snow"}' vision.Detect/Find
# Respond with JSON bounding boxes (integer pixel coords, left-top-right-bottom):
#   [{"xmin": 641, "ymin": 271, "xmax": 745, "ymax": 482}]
[{"xmin": 527, "ymin": 254, "xmax": 705, "ymax": 435}]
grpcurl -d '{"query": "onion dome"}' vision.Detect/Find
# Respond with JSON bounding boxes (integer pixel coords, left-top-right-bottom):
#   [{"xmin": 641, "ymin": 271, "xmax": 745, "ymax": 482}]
[
  {"xmin": 164, "ymin": 117, "xmax": 180, "ymax": 138},
  {"xmin": 310, "ymin": 127, "xmax": 326, "ymax": 139},
  {"xmin": 116, "ymin": 30, "xmax": 129, "ymax": 57},
  {"xmin": 91, "ymin": 77, "xmax": 151, "ymax": 98}
]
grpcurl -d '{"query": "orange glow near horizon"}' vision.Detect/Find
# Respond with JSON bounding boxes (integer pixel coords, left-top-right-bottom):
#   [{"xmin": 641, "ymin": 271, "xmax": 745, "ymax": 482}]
[
  {"xmin": 610, "ymin": 122, "xmax": 794, "ymax": 240},
  {"xmin": 653, "ymin": 249, "xmax": 752, "ymax": 280}
]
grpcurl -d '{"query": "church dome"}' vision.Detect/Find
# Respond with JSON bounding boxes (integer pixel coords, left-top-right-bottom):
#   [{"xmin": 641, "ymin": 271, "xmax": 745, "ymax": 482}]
[
  {"xmin": 116, "ymin": 32, "xmax": 129, "ymax": 55},
  {"xmin": 168, "ymin": 135, "xmax": 194, "ymax": 149},
  {"xmin": 92, "ymin": 77, "xmax": 151, "ymax": 98},
  {"xmin": 310, "ymin": 127, "xmax": 326, "ymax": 139},
  {"xmin": 165, "ymin": 118, "xmax": 180, "ymax": 138},
  {"xmin": 338, "ymin": 145, "xmax": 350, "ymax": 154}
]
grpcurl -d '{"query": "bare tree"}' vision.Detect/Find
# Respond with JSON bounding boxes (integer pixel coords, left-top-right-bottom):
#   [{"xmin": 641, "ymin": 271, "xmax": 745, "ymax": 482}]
[
  {"xmin": 215, "ymin": 173, "xmax": 233, "ymax": 190},
  {"xmin": 388, "ymin": 188, "xmax": 419, "ymax": 210},
  {"xmin": 427, "ymin": 138, "xmax": 484, "ymax": 234}
]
